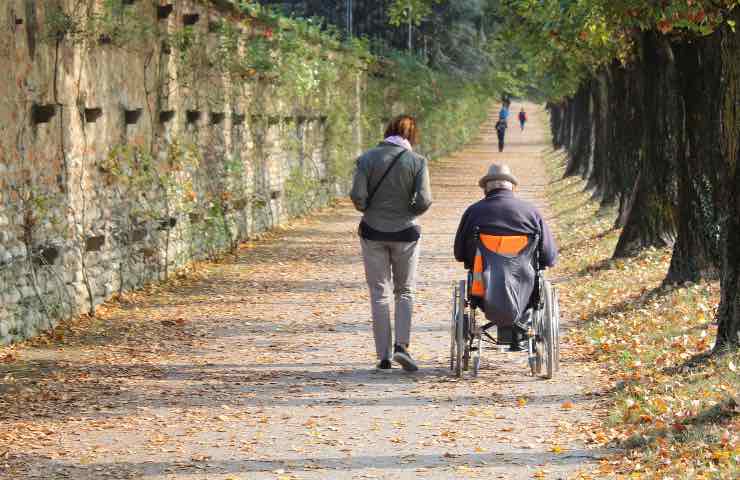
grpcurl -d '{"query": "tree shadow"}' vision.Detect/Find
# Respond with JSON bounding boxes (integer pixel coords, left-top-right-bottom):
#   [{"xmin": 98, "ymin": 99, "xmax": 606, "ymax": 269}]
[
  {"xmin": 5, "ymin": 447, "xmax": 608, "ymax": 479},
  {"xmin": 619, "ymin": 398, "xmax": 738, "ymax": 452},
  {"xmin": 550, "ymin": 200, "xmax": 593, "ymax": 221},
  {"xmin": 659, "ymin": 349, "xmax": 714, "ymax": 376},
  {"xmin": 558, "ymin": 229, "xmax": 618, "ymax": 255},
  {"xmin": 0, "ymin": 351, "xmax": 598, "ymax": 427},
  {"xmin": 580, "ymin": 284, "xmax": 677, "ymax": 325},
  {"xmin": 547, "ymin": 178, "xmax": 582, "ymax": 195}
]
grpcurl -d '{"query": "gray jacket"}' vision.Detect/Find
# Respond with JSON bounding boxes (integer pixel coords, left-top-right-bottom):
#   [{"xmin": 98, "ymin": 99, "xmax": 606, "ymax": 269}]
[{"xmin": 350, "ymin": 142, "xmax": 433, "ymax": 232}]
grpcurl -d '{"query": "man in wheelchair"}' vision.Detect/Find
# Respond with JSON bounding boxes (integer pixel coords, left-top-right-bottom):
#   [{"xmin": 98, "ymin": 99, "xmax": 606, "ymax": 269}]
[{"xmin": 453, "ymin": 163, "xmax": 558, "ymax": 351}]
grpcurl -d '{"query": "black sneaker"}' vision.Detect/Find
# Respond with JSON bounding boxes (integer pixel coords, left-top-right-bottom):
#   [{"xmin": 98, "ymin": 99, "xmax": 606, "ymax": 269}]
[
  {"xmin": 375, "ymin": 359, "xmax": 392, "ymax": 373},
  {"xmin": 509, "ymin": 326, "xmax": 528, "ymax": 352},
  {"xmin": 392, "ymin": 345, "xmax": 419, "ymax": 372},
  {"xmin": 509, "ymin": 340, "xmax": 528, "ymax": 352}
]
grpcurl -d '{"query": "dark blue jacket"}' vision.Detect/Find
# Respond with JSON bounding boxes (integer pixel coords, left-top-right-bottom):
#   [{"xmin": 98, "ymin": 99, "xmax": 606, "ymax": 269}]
[{"xmin": 454, "ymin": 189, "xmax": 558, "ymax": 269}]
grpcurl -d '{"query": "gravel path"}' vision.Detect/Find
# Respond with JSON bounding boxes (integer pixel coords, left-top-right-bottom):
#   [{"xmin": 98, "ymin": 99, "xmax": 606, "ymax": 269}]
[{"xmin": 1, "ymin": 105, "xmax": 607, "ymax": 479}]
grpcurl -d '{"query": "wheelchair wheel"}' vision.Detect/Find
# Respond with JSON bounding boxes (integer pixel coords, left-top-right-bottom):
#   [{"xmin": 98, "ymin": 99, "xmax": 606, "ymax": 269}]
[
  {"xmin": 462, "ymin": 311, "xmax": 471, "ymax": 371},
  {"xmin": 450, "ymin": 283, "xmax": 460, "ymax": 372},
  {"xmin": 530, "ymin": 309, "xmax": 544, "ymax": 376},
  {"xmin": 549, "ymin": 284, "xmax": 561, "ymax": 375},
  {"xmin": 454, "ymin": 280, "xmax": 466, "ymax": 378},
  {"xmin": 472, "ymin": 315, "xmax": 482, "ymax": 378},
  {"xmin": 555, "ymin": 291, "xmax": 561, "ymax": 372},
  {"xmin": 543, "ymin": 281, "xmax": 560, "ymax": 379}
]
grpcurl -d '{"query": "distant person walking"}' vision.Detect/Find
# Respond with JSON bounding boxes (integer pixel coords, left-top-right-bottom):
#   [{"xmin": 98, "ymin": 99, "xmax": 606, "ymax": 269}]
[
  {"xmin": 518, "ymin": 108, "xmax": 527, "ymax": 131},
  {"xmin": 496, "ymin": 117, "xmax": 508, "ymax": 152},
  {"xmin": 350, "ymin": 115, "xmax": 433, "ymax": 373},
  {"xmin": 499, "ymin": 104, "xmax": 510, "ymax": 122}
]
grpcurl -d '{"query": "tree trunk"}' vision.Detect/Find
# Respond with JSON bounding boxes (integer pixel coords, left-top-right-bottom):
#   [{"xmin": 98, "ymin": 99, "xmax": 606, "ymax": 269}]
[
  {"xmin": 561, "ymin": 98, "xmax": 574, "ymax": 152},
  {"xmin": 579, "ymin": 83, "xmax": 595, "ymax": 181},
  {"xmin": 548, "ymin": 103, "xmax": 564, "ymax": 149},
  {"xmin": 715, "ymin": 7, "xmax": 740, "ymax": 351},
  {"xmin": 614, "ymin": 31, "xmax": 680, "ymax": 258},
  {"xmin": 587, "ymin": 68, "xmax": 616, "ymax": 204},
  {"xmin": 564, "ymin": 84, "xmax": 593, "ymax": 178},
  {"xmin": 666, "ymin": 32, "xmax": 723, "ymax": 283},
  {"xmin": 607, "ymin": 59, "xmax": 644, "ymax": 227}
]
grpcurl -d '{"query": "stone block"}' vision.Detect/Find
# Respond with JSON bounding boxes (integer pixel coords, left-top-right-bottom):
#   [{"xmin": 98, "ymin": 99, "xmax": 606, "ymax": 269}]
[
  {"xmin": 4, "ymin": 291, "xmax": 21, "ymax": 304},
  {"xmin": 19, "ymin": 286, "xmax": 36, "ymax": 298},
  {"xmin": 0, "ymin": 320, "xmax": 9, "ymax": 339},
  {"xmin": 10, "ymin": 243, "xmax": 26, "ymax": 258},
  {"xmin": 22, "ymin": 321, "xmax": 37, "ymax": 339}
]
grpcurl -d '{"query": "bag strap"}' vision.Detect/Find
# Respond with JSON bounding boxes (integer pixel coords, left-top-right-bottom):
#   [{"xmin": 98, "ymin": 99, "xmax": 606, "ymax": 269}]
[{"xmin": 366, "ymin": 149, "xmax": 406, "ymax": 208}]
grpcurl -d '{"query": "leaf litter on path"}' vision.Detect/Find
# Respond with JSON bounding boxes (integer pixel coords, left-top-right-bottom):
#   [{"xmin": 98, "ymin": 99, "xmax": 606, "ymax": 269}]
[{"xmin": 0, "ymin": 106, "xmax": 607, "ymax": 480}]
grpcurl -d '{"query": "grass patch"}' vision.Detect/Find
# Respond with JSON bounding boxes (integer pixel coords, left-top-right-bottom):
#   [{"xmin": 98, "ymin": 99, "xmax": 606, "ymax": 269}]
[{"xmin": 545, "ymin": 150, "xmax": 739, "ymax": 479}]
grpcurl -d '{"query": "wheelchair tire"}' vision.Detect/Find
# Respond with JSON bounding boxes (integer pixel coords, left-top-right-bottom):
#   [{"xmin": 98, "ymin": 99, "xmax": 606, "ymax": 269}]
[
  {"xmin": 472, "ymin": 323, "xmax": 482, "ymax": 378},
  {"xmin": 470, "ymin": 309, "xmax": 481, "ymax": 377},
  {"xmin": 462, "ymin": 312, "xmax": 471, "ymax": 371},
  {"xmin": 450, "ymin": 283, "xmax": 459, "ymax": 372},
  {"xmin": 531, "ymin": 309, "xmax": 544, "ymax": 376},
  {"xmin": 455, "ymin": 280, "xmax": 466, "ymax": 378},
  {"xmin": 543, "ymin": 281, "xmax": 559, "ymax": 379},
  {"xmin": 551, "ymin": 286, "xmax": 561, "ymax": 373}
]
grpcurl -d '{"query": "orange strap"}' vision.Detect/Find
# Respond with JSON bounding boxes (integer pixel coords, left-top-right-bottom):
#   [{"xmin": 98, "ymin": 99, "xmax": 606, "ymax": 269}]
[
  {"xmin": 479, "ymin": 234, "xmax": 529, "ymax": 255},
  {"xmin": 471, "ymin": 253, "xmax": 485, "ymax": 297}
]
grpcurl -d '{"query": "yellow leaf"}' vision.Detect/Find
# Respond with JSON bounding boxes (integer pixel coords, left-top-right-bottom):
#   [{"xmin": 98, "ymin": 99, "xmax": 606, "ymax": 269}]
[
  {"xmin": 517, "ymin": 397, "xmax": 528, "ymax": 407},
  {"xmin": 652, "ymin": 397, "xmax": 668, "ymax": 414},
  {"xmin": 711, "ymin": 449, "xmax": 731, "ymax": 462},
  {"xmin": 550, "ymin": 444, "xmax": 565, "ymax": 454}
]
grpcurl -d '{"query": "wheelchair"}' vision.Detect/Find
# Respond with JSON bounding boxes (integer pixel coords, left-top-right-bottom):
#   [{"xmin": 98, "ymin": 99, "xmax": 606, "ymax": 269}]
[{"xmin": 450, "ymin": 229, "xmax": 560, "ymax": 379}]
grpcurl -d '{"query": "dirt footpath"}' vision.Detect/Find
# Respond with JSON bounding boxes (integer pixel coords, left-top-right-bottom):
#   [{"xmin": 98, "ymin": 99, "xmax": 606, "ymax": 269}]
[{"xmin": 0, "ymin": 105, "xmax": 608, "ymax": 479}]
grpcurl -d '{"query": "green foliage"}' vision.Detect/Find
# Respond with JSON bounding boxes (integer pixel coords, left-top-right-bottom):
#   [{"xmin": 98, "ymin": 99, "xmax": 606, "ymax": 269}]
[
  {"xmin": 489, "ymin": 0, "xmax": 740, "ymax": 101},
  {"xmin": 284, "ymin": 165, "xmax": 323, "ymax": 216},
  {"xmin": 418, "ymin": 0, "xmax": 491, "ymax": 76},
  {"xmin": 43, "ymin": 0, "xmax": 499, "ymax": 269},
  {"xmin": 388, "ymin": 0, "xmax": 444, "ymax": 27},
  {"xmin": 103, "ymin": 142, "xmax": 200, "ymax": 222},
  {"xmin": 43, "ymin": 0, "xmax": 155, "ymax": 47}
]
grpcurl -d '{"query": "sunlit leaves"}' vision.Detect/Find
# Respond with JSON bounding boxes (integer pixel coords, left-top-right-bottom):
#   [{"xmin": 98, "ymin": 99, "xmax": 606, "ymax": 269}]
[
  {"xmin": 490, "ymin": 0, "xmax": 740, "ymax": 101},
  {"xmin": 388, "ymin": 0, "xmax": 445, "ymax": 27},
  {"xmin": 546, "ymin": 156, "xmax": 740, "ymax": 477}
]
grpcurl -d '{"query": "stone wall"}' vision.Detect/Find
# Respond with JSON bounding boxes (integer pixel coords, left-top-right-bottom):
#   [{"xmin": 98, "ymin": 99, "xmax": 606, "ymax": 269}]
[{"xmin": 0, "ymin": 0, "xmax": 365, "ymax": 343}]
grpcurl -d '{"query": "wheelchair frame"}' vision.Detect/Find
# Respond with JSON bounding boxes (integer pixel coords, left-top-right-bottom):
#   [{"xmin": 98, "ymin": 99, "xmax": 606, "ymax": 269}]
[{"xmin": 450, "ymin": 238, "xmax": 560, "ymax": 379}]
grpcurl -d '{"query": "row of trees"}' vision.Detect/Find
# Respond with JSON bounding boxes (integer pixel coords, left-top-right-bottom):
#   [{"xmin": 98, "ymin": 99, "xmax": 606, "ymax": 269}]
[
  {"xmin": 257, "ymin": 0, "xmax": 494, "ymax": 76},
  {"xmin": 493, "ymin": 1, "xmax": 739, "ymax": 350}
]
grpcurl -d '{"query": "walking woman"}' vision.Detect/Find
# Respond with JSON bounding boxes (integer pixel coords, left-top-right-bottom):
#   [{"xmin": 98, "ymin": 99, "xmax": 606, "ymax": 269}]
[{"xmin": 350, "ymin": 115, "xmax": 433, "ymax": 372}]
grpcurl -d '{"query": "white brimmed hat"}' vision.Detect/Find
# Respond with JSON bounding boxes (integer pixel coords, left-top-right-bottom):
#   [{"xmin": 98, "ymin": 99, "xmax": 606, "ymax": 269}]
[{"xmin": 478, "ymin": 163, "xmax": 519, "ymax": 188}]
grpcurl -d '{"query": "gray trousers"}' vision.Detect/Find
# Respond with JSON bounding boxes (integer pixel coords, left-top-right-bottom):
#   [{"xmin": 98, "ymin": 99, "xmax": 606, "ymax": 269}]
[{"xmin": 360, "ymin": 238, "xmax": 420, "ymax": 360}]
